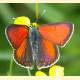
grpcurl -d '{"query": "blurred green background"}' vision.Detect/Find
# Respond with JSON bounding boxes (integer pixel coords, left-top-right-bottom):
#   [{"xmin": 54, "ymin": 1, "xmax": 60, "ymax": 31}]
[{"xmin": 0, "ymin": 3, "xmax": 80, "ymax": 76}]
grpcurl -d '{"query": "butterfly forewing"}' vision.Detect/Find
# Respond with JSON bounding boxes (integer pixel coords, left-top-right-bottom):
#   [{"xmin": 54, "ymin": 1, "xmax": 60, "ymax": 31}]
[
  {"xmin": 38, "ymin": 23, "xmax": 74, "ymax": 46},
  {"xmin": 6, "ymin": 25, "xmax": 29, "ymax": 48}
]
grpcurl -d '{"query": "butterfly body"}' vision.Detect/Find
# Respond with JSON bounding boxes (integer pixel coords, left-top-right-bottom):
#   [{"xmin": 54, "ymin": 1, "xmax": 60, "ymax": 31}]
[
  {"xmin": 29, "ymin": 26, "xmax": 39, "ymax": 61},
  {"xmin": 5, "ymin": 16, "xmax": 74, "ymax": 69}
]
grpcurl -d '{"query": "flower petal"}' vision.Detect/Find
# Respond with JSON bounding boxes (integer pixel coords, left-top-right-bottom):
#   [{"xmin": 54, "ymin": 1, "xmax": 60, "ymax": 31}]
[
  {"xmin": 49, "ymin": 65, "xmax": 64, "ymax": 76},
  {"xmin": 35, "ymin": 71, "xmax": 47, "ymax": 76}
]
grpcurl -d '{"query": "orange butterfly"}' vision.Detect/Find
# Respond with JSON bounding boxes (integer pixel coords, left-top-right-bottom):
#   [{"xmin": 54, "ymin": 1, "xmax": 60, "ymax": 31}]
[{"xmin": 5, "ymin": 16, "xmax": 74, "ymax": 69}]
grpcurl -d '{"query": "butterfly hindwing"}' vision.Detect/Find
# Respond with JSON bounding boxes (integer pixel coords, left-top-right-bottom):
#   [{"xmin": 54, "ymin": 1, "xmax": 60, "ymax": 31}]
[
  {"xmin": 38, "ymin": 23, "xmax": 74, "ymax": 46},
  {"xmin": 36, "ymin": 36, "xmax": 59, "ymax": 69},
  {"xmin": 14, "ymin": 38, "xmax": 34, "ymax": 68},
  {"xmin": 6, "ymin": 25, "xmax": 34, "ymax": 68}
]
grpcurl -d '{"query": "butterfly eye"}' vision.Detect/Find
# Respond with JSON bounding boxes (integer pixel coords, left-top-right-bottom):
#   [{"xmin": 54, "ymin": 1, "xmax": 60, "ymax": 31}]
[
  {"xmin": 14, "ymin": 16, "xmax": 30, "ymax": 26},
  {"xmin": 32, "ymin": 22, "xmax": 39, "ymax": 28}
]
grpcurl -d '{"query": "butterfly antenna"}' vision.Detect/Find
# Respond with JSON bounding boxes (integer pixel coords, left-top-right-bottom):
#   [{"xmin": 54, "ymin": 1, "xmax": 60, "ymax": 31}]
[{"xmin": 35, "ymin": 9, "xmax": 46, "ymax": 22}]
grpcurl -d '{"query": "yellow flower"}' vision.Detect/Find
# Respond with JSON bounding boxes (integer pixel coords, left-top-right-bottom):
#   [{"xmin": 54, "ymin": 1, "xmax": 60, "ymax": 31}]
[
  {"xmin": 14, "ymin": 16, "xmax": 30, "ymax": 26},
  {"xmin": 35, "ymin": 71, "xmax": 47, "ymax": 76},
  {"xmin": 35, "ymin": 65, "xmax": 64, "ymax": 76}
]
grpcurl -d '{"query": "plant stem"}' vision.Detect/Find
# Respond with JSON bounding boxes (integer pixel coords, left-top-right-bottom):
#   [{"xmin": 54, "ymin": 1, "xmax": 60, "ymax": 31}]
[
  {"xmin": 35, "ymin": 0, "xmax": 39, "ymax": 20},
  {"xmin": 27, "ymin": 69, "xmax": 31, "ymax": 76},
  {"xmin": 7, "ymin": 55, "xmax": 13, "ymax": 76}
]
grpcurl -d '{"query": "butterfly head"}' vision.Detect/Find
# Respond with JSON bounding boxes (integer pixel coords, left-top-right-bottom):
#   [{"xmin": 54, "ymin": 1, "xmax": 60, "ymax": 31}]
[
  {"xmin": 31, "ymin": 22, "xmax": 39, "ymax": 28},
  {"xmin": 14, "ymin": 16, "xmax": 39, "ymax": 28}
]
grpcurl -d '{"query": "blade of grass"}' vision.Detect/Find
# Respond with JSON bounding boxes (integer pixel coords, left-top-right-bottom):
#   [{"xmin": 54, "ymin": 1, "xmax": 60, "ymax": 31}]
[{"xmin": 0, "ymin": 4, "xmax": 16, "ymax": 24}]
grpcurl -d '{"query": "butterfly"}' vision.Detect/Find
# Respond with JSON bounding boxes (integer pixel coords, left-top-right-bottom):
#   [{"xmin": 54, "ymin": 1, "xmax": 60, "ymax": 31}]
[{"xmin": 5, "ymin": 16, "xmax": 74, "ymax": 70}]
